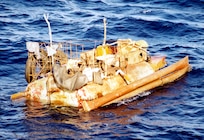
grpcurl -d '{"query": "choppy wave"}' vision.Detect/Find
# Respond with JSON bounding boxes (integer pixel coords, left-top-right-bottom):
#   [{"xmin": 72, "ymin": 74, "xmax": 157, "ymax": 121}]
[{"xmin": 0, "ymin": 0, "xmax": 203, "ymax": 139}]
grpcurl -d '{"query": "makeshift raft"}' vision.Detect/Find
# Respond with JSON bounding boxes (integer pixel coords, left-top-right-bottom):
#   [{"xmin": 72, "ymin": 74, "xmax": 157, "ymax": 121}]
[
  {"xmin": 11, "ymin": 38, "xmax": 190, "ymax": 112},
  {"xmin": 10, "ymin": 17, "xmax": 190, "ymax": 112}
]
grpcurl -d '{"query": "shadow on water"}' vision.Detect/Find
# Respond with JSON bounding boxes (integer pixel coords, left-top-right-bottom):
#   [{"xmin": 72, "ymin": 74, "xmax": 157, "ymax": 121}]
[{"xmin": 21, "ymin": 96, "xmax": 146, "ymax": 139}]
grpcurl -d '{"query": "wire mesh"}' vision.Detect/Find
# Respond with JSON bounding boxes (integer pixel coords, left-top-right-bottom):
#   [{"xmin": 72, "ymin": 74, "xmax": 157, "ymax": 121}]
[{"xmin": 25, "ymin": 40, "xmax": 103, "ymax": 82}]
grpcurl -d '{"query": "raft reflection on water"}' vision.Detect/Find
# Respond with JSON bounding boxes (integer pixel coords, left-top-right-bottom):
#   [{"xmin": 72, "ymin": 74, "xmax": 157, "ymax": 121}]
[{"xmin": 22, "ymin": 75, "xmax": 188, "ymax": 139}]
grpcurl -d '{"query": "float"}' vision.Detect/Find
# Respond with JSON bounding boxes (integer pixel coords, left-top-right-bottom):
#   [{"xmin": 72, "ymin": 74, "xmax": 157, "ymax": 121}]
[{"xmin": 11, "ymin": 16, "xmax": 191, "ymax": 112}]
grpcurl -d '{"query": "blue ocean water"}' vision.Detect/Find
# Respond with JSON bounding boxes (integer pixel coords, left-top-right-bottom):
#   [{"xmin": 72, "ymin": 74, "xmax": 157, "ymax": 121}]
[{"xmin": 0, "ymin": 0, "xmax": 204, "ymax": 139}]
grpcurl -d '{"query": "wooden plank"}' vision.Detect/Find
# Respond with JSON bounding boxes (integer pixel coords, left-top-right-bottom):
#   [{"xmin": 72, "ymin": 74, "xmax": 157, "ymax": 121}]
[
  {"xmin": 10, "ymin": 92, "xmax": 26, "ymax": 100},
  {"xmin": 104, "ymin": 65, "xmax": 190, "ymax": 105},
  {"xmin": 82, "ymin": 56, "xmax": 189, "ymax": 112}
]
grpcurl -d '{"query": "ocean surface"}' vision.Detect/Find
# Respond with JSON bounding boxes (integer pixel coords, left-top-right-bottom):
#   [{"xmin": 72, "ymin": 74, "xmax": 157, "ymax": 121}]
[{"xmin": 0, "ymin": 0, "xmax": 204, "ymax": 139}]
